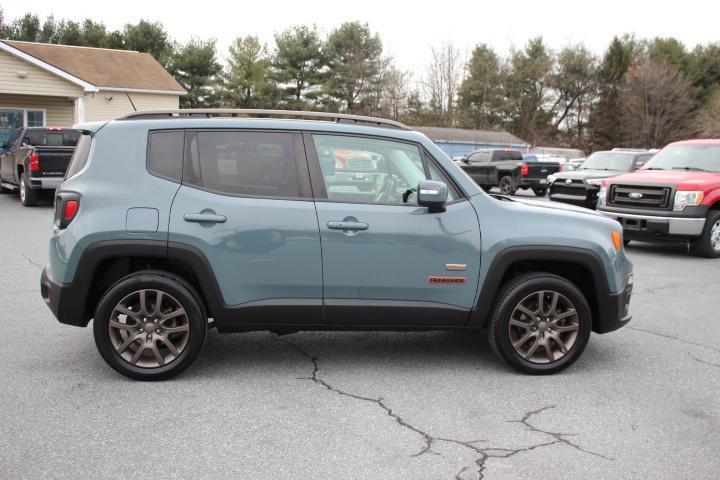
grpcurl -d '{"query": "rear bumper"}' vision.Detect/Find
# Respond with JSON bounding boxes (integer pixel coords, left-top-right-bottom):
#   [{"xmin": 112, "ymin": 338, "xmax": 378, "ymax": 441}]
[
  {"xmin": 518, "ymin": 178, "xmax": 547, "ymax": 187},
  {"xmin": 28, "ymin": 176, "xmax": 63, "ymax": 190},
  {"xmin": 597, "ymin": 210, "xmax": 706, "ymax": 238},
  {"xmin": 594, "ymin": 282, "xmax": 633, "ymax": 334},
  {"xmin": 40, "ymin": 267, "xmax": 88, "ymax": 327}
]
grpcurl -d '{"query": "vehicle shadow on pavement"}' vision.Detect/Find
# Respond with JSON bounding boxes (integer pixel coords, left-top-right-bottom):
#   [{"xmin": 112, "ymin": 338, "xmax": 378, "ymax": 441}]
[{"xmin": 625, "ymin": 241, "xmax": 695, "ymax": 258}]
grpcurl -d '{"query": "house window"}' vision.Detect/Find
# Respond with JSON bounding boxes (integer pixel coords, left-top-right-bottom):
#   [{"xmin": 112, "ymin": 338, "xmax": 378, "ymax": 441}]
[{"xmin": 27, "ymin": 110, "xmax": 45, "ymax": 127}]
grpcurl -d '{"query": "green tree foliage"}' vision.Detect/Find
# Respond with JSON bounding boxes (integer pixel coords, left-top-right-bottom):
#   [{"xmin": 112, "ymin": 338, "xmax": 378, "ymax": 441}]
[
  {"xmin": 502, "ymin": 37, "xmax": 554, "ymax": 143},
  {"xmin": 167, "ymin": 39, "xmax": 222, "ymax": 108},
  {"xmin": 457, "ymin": 44, "xmax": 503, "ymax": 129},
  {"xmin": 589, "ymin": 35, "xmax": 640, "ymax": 149},
  {"xmin": 10, "ymin": 13, "xmax": 42, "ymax": 41},
  {"xmin": 322, "ymin": 22, "xmax": 384, "ymax": 113},
  {"xmin": 222, "ymin": 36, "xmax": 275, "ymax": 108},
  {"xmin": 273, "ymin": 25, "xmax": 324, "ymax": 109},
  {"xmin": 123, "ymin": 20, "xmax": 172, "ymax": 64}
]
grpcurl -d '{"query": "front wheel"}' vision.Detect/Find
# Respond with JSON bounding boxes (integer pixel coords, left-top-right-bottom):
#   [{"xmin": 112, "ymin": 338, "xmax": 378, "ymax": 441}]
[
  {"xmin": 93, "ymin": 271, "xmax": 208, "ymax": 380},
  {"xmin": 692, "ymin": 211, "xmax": 720, "ymax": 258},
  {"xmin": 488, "ymin": 273, "xmax": 592, "ymax": 374},
  {"xmin": 19, "ymin": 173, "xmax": 38, "ymax": 206},
  {"xmin": 499, "ymin": 175, "xmax": 517, "ymax": 196},
  {"xmin": 531, "ymin": 187, "xmax": 547, "ymax": 196}
]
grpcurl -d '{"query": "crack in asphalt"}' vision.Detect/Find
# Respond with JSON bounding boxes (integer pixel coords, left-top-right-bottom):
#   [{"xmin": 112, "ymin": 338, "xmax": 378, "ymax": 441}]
[
  {"xmin": 688, "ymin": 353, "xmax": 720, "ymax": 369},
  {"xmin": 21, "ymin": 253, "xmax": 43, "ymax": 270},
  {"xmin": 628, "ymin": 326, "xmax": 720, "ymax": 354},
  {"xmin": 276, "ymin": 335, "xmax": 611, "ymax": 479}
]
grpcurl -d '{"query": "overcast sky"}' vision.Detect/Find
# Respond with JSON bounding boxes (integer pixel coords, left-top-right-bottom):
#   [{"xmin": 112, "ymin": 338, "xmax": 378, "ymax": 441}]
[{"xmin": 4, "ymin": 0, "xmax": 719, "ymax": 72}]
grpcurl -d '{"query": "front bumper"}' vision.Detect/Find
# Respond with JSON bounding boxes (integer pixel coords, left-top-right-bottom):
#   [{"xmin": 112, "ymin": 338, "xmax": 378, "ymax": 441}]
[
  {"xmin": 597, "ymin": 210, "xmax": 706, "ymax": 238},
  {"xmin": 593, "ymin": 282, "xmax": 633, "ymax": 334},
  {"xmin": 40, "ymin": 267, "xmax": 88, "ymax": 327}
]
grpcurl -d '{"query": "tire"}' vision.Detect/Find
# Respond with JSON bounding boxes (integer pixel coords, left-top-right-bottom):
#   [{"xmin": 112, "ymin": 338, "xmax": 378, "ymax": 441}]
[
  {"xmin": 19, "ymin": 173, "xmax": 38, "ymax": 207},
  {"xmin": 488, "ymin": 273, "xmax": 592, "ymax": 375},
  {"xmin": 623, "ymin": 239, "xmax": 631, "ymax": 247},
  {"xmin": 692, "ymin": 210, "xmax": 720, "ymax": 258},
  {"xmin": 499, "ymin": 175, "xmax": 517, "ymax": 196},
  {"xmin": 93, "ymin": 271, "xmax": 208, "ymax": 380},
  {"xmin": 531, "ymin": 187, "xmax": 547, "ymax": 196}
]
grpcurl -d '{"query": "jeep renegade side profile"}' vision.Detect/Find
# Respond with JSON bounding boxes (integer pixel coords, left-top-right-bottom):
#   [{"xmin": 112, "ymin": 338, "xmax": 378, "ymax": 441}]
[{"xmin": 41, "ymin": 110, "xmax": 634, "ymax": 380}]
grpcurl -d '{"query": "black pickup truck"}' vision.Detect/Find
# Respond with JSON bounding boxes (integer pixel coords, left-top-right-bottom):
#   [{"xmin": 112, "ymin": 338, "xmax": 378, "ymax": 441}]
[
  {"xmin": 454, "ymin": 149, "xmax": 561, "ymax": 196},
  {"xmin": 0, "ymin": 127, "xmax": 80, "ymax": 206}
]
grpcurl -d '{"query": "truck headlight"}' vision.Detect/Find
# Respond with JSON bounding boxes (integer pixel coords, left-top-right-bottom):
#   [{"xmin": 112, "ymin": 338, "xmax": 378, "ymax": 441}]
[
  {"xmin": 547, "ymin": 174, "xmax": 557, "ymax": 183},
  {"xmin": 673, "ymin": 191, "xmax": 704, "ymax": 211},
  {"xmin": 586, "ymin": 178, "xmax": 603, "ymax": 186}
]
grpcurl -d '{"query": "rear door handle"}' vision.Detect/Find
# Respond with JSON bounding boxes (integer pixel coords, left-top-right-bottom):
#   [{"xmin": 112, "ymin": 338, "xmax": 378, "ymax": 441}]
[
  {"xmin": 327, "ymin": 221, "xmax": 369, "ymax": 231},
  {"xmin": 183, "ymin": 213, "xmax": 227, "ymax": 224}
]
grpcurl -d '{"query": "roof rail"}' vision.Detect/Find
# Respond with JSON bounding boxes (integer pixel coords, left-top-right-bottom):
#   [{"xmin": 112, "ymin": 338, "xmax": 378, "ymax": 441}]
[{"xmin": 116, "ymin": 109, "xmax": 411, "ymax": 130}]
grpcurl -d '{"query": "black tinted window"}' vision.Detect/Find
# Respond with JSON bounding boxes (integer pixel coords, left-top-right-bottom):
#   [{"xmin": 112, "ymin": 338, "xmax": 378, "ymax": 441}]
[
  {"xmin": 493, "ymin": 150, "xmax": 523, "ymax": 161},
  {"xmin": 193, "ymin": 131, "xmax": 300, "ymax": 198},
  {"xmin": 23, "ymin": 129, "xmax": 80, "ymax": 147},
  {"xmin": 148, "ymin": 131, "xmax": 184, "ymax": 182},
  {"xmin": 65, "ymin": 134, "xmax": 92, "ymax": 180}
]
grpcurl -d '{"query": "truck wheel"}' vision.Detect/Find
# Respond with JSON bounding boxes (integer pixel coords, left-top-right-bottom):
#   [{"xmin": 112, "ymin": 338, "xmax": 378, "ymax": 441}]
[
  {"xmin": 488, "ymin": 273, "xmax": 591, "ymax": 375},
  {"xmin": 531, "ymin": 187, "xmax": 547, "ymax": 196},
  {"xmin": 692, "ymin": 210, "xmax": 720, "ymax": 258},
  {"xmin": 19, "ymin": 173, "xmax": 38, "ymax": 207},
  {"xmin": 499, "ymin": 175, "xmax": 517, "ymax": 195},
  {"xmin": 93, "ymin": 271, "xmax": 208, "ymax": 380}
]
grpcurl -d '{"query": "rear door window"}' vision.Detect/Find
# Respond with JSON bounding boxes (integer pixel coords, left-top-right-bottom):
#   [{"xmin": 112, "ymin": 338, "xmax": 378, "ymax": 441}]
[
  {"xmin": 185, "ymin": 130, "xmax": 306, "ymax": 198},
  {"xmin": 64, "ymin": 134, "xmax": 92, "ymax": 180}
]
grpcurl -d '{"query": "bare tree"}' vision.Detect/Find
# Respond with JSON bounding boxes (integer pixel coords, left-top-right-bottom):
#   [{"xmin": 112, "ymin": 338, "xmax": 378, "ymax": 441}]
[
  {"xmin": 424, "ymin": 41, "xmax": 462, "ymax": 126},
  {"xmin": 620, "ymin": 60, "xmax": 695, "ymax": 148},
  {"xmin": 695, "ymin": 90, "xmax": 720, "ymax": 138},
  {"xmin": 379, "ymin": 66, "xmax": 411, "ymax": 120}
]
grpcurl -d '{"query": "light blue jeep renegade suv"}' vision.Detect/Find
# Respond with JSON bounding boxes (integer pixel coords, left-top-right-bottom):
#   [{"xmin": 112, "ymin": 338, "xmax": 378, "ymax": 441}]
[{"xmin": 40, "ymin": 110, "xmax": 634, "ymax": 380}]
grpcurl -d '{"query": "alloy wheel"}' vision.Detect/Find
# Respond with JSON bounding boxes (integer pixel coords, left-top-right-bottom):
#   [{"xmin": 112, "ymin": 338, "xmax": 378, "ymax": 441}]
[
  {"xmin": 508, "ymin": 290, "xmax": 580, "ymax": 364},
  {"xmin": 500, "ymin": 177, "xmax": 512, "ymax": 195},
  {"xmin": 711, "ymin": 220, "xmax": 720, "ymax": 252},
  {"xmin": 108, "ymin": 289, "xmax": 190, "ymax": 368}
]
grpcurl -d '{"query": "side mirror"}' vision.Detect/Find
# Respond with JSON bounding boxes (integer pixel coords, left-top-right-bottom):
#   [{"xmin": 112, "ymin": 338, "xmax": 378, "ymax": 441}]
[{"xmin": 417, "ymin": 180, "xmax": 448, "ymax": 212}]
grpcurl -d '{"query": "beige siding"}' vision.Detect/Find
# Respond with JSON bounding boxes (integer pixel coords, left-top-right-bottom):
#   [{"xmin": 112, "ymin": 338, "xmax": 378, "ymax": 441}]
[
  {"xmin": 83, "ymin": 92, "xmax": 180, "ymax": 122},
  {"xmin": 0, "ymin": 93, "xmax": 75, "ymax": 126},
  {"xmin": 0, "ymin": 50, "xmax": 83, "ymax": 97}
]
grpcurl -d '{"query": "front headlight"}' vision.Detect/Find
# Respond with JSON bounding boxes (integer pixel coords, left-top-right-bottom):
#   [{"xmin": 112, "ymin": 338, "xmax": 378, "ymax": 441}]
[
  {"xmin": 547, "ymin": 174, "xmax": 557, "ymax": 183},
  {"xmin": 586, "ymin": 178, "xmax": 603, "ymax": 186},
  {"xmin": 673, "ymin": 191, "xmax": 704, "ymax": 211}
]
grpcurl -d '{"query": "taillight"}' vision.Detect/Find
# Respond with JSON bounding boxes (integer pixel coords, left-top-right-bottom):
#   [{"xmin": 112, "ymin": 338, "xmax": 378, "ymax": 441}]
[
  {"xmin": 520, "ymin": 164, "xmax": 529, "ymax": 176},
  {"xmin": 29, "ymin": 152, "xmax": 40, "ymax": 171},
  {"xmin": 55, "ymin": 192, "xmax": 80, "ymax": 229}
]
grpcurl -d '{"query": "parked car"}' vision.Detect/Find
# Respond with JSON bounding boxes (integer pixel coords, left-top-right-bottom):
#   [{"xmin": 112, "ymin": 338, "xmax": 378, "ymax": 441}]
[
  {"xmin": 547, "ymin": 151, "xmax": 654, "ymax": 209},
  {"xmin": 455, "ymin": 149, "xmax": 561, "ymax": 196},
  {"xmin": 0, "ymin": 127, "xmax": 81, "ymax": 206},
  {"xmin": 41, "ymin": 109, "xmax": 634, "ymax": 380},
  {"xmin": 597, "ymin": 139, "xmax": 720, "ymax": 257}
]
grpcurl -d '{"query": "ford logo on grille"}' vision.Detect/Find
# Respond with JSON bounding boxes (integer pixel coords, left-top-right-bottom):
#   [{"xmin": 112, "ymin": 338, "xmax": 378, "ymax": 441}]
[{"xmin": 629, "ymin": 192, "xmax": 643, "ymax": 199}]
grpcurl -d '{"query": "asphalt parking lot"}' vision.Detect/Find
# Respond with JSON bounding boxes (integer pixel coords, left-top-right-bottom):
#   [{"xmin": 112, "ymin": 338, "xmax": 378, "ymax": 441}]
[{"xmin": 0, "ymin": 190, "xmax": 718, "ymax": 480}]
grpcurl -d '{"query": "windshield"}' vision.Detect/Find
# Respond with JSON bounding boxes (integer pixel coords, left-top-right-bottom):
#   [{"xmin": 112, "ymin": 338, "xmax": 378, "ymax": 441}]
[
  {"xmin": 580, "ymin": 152, "xmax": 635, "ymax": 171},
  {"xmin": 644, "ymin": 145, "xmax": 720, "ymax": 172}
]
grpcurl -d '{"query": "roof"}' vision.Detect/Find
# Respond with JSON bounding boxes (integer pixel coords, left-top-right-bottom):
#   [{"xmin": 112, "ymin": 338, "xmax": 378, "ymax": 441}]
[
  {"xmin": 669, "ymin": 139, "xmax": 720, "ymax": 146},
  {"xmin": 0, "ymin": 40, "xmax": 185, "ymax": 94},
  {"xmin": 411, "ymin": 126, "xmax": 527, "ymax": 145}
]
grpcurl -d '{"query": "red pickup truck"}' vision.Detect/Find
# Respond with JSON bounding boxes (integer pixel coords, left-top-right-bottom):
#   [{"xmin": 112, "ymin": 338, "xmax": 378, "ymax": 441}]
[{"xmin": 597, "ymin": 139, "xmax": 720, "ymax": 258}]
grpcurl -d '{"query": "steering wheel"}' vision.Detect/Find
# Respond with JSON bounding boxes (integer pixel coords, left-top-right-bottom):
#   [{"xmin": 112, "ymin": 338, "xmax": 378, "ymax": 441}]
[{"xmin": 373, "ymin": 174, "xmax": 398, "ymax": 203}]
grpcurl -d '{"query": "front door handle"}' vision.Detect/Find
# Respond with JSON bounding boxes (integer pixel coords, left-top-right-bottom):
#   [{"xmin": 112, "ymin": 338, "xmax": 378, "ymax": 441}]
[
  {"xmin": 327, "ymin": 221, "xmax": 369, "ymax": 231},
  {"xmin": 184, "ymin": 212, "xmax": 227, "ymax": 224}
]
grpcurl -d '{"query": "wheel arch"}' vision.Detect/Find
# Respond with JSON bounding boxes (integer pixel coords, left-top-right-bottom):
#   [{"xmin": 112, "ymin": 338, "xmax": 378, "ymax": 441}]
[{"xmin": 468, "ymin": 246, "xmax": 610, "ymax": 333}]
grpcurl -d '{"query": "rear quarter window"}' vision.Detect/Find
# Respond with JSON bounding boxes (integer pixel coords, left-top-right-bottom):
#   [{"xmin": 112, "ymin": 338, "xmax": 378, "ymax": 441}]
[
  {"xmin": 148, "ymin": 130, "xmax": 184, "ymax": 182},
  {"xmin": 65, "ymin": 134, "xmax": 92, "ymax": 180}
]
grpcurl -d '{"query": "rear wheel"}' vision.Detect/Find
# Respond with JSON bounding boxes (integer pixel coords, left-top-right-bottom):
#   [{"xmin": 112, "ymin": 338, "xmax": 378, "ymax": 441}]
[
  {"xmin": 93, "ymin": 271, "xmax": 208, "ymax": 380},
  {"xmin": 499, "ymin": 175, "xmax": 517, "ymax": 196},
  {"xmin": 19, "ymin": 173, "xmax": 38, "ymax": 207},
  {"xmin": 531, "ymin": 187, "xmax": 547, "ymax": 196},
  {"xmin": 692, "ymin": 211, "xmax": 720, "ymax": 258},
  {"xmin": 488, "ymin": 273, "xmax": 592, "ymax": 374}
]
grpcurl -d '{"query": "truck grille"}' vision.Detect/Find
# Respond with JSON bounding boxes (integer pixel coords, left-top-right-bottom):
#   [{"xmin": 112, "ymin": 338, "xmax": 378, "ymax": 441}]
[
  {"xmin": 609, "ymin": 184, "xmax": 671, "ymax": 209},
  {"xmin": 346, "ymin": 158, "xmax": 373, "ymax": 170},
  {"xmin": 550, "ymin": 180, "xmax": 586, "ymax": 196}
]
